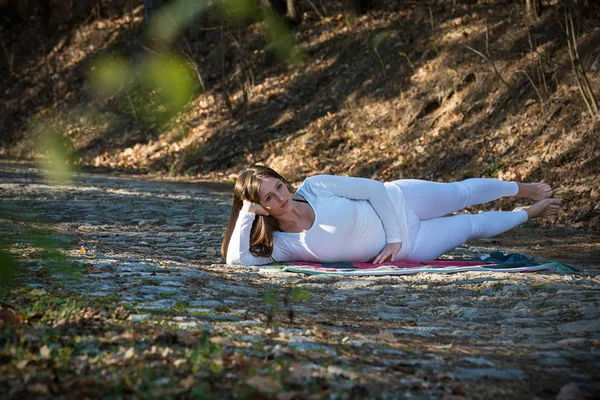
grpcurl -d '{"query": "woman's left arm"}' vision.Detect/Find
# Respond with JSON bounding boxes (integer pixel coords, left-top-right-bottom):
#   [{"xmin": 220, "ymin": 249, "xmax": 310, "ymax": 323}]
[{"xmin": 304, "ymin": 175, "xmax": 402, "ymax": 262}]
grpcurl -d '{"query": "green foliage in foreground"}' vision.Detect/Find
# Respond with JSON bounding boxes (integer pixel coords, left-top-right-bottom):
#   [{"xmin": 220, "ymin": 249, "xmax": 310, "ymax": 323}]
[
  {"xmin": 0, "ymin": 287, "xmax": 331, "ymax": 399},
  {"xmin": 0, "ymin": 290, "xmax": 256, "ymax": 398}
]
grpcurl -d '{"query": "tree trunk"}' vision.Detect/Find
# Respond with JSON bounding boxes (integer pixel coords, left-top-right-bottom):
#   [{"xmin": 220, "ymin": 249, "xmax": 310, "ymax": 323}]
[
  {"xmin": 264, "ymin": 0, "xmax": 300, "ymax": 26},
  {"xmin": 286, "ymin": 0, "xmax": 300, "ymax": 25},
  {"xmin": 525, "ymin": 0, "xmax": 542, "ymax": 20}
]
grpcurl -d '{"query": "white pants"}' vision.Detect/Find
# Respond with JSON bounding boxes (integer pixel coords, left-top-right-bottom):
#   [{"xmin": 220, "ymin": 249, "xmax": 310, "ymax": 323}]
[{"xmin": 393, "ymin": 179, "xmax": 528, "ymax": 260}]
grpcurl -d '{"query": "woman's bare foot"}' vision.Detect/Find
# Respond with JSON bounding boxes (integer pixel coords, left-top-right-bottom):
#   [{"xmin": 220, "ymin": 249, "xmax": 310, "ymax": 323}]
[
  {"xmin": 520, "ymin": 198, "xmax": 561, "ymax": 219},
  {"xmin": 516, "ymin": 182, "xmax": 553, "ymax": 201}
]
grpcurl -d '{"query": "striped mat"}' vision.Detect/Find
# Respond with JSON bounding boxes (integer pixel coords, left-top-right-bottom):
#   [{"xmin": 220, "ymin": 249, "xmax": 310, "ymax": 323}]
[{"xmin": 260, "ymin": 251, "xmax": 577, "ymax": 276}]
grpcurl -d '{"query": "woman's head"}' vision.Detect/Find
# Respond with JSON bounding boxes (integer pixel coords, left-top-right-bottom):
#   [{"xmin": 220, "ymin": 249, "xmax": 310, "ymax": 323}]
[
  {"xmin": 221, "ymin": 165, "xmax": 291, "ymax": 261},
  {"xmin": 233, "ymin": 165, "xmax": 288, "ymax": 205}
]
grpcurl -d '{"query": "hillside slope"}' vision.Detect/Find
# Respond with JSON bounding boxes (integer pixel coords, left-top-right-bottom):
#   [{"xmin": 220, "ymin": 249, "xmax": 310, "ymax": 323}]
[{"xmin": 2, "ymin": 0, "xmax": 599, "ymax": 228}]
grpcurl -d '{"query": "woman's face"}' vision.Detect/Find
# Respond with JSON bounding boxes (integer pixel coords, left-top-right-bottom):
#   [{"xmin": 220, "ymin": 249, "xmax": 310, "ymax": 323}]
[{"xmin": 257, "ymin": 177, "xmax": 293, "ymax": 216}]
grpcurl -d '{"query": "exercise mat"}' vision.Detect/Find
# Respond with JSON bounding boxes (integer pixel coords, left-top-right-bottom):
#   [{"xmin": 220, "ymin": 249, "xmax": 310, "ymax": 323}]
[{"xmin": 260, "ymin": 251, "xmax": 578, "ymax": 276}]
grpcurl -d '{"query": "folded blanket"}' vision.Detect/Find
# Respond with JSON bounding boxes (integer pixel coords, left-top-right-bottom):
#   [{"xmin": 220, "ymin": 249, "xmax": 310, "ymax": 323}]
[{"xmin": 260, "ymin": 251, "xmax": 578, "ymax": 276}]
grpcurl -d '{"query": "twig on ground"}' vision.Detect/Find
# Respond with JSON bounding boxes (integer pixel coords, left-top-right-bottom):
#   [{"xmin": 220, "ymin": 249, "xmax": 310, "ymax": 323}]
[
  {"xmin": 429, "ymin": 6, "xmax": 435, "ymax": 35},
  {"xmin": 176, "ymin": 27, "xmax": 205, "ymax": 92},
  {"xmin": 526, "ymin": 24, "xmax": 550, "ymax": 96},
  {"xmin": 564, "ymin": 0, "xmax": 599, "ymax": 122},
  {"xmin": 398, "ymin": 51, "xmax": 415, "ymax": 72},
  {"xmin": 1, "ymin": 37, "xmax": 14, "ymax": 75},
  {"xmin": 464, "ymin": 45, "xmax": 510, "ymax": 89},
  {"xmin": 574, "ymin": 201, "xmax": 597, "ymax": 223},
  {"xmin": 305, "ymin": 0, "xmax": 334, "ymax": 30},
  {"xmin": 517, "ymin": 69, "xmax": 545, "ymax": 112}
]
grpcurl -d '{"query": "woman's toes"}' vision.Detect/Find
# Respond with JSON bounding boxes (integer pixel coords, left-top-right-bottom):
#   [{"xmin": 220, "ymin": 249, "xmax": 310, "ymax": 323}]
[
  {"xmin": 518, "ymin": 182, "xmax": 554, "ymax": 201},
  {"xmin": 525, "ymin": 198, "xmax": 561, "ymax": 219}
]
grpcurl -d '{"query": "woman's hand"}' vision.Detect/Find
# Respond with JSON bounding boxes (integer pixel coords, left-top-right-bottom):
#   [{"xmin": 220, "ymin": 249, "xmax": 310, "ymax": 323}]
[
  {"xmin": 241, "ymin": 199, "xmax": 270, "ymax": 216},
  {"xmin": 373, "ymin": 242, "xmax": 402, "ymax": 264}
]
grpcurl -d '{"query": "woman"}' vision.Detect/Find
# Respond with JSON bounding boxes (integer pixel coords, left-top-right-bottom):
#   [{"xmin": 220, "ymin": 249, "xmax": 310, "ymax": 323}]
[{"xmin": 222, "ymin": 165, "xmax": 560, "ymax": 266}]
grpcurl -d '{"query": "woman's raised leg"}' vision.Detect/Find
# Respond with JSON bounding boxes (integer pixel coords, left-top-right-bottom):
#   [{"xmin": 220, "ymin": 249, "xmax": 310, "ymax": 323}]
[
  {"xmin": 407, "ymin": 198, "xmax": 561, "ymax": 260},
  {"xmin": 396, "ymin": 178, "xmax": 520, "ymax": 220}
]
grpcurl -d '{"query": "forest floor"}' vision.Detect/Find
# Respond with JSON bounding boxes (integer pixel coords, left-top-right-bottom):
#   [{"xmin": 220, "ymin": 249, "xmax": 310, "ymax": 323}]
[{"xmin": 1, "ymin": 160, "xmax": 599, "ymax": 399}]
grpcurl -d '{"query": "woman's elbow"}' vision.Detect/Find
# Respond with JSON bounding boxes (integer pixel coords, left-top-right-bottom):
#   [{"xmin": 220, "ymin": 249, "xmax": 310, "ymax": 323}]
[{"xmin": 226, "ymin": 253, "xmax": 252, "ymax": 266}]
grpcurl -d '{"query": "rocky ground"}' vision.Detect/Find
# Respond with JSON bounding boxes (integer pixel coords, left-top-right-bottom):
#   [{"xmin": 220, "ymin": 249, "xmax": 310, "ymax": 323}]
[{"xmin": 1, "ymin": 160, "xmax": 599, "ymax": 399}]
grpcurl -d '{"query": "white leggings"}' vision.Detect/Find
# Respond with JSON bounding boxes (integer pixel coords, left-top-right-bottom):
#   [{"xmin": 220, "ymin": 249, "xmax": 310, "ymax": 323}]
[{"xmin": 394, "ymin": 179, "xmax": 528, "ymax": 260}]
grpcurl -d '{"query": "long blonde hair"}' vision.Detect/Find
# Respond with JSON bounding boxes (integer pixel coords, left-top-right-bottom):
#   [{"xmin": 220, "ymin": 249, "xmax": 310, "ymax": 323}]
[{"xmin": 221, "ymin": 165, "xmax": 290, "ymax": 260}]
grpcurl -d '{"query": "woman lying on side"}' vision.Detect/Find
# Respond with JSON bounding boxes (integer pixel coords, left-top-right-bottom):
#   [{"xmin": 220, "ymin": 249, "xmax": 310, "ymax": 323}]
[{"xmin": 222, "ymin": 165, "xmax": 560, "ymax": 266}]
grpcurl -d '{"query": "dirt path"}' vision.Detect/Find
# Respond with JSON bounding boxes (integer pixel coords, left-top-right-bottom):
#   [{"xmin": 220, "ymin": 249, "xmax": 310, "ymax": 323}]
[{"xmin": 1, "ymin": 160, "xmax": 599, "ymax": 399}]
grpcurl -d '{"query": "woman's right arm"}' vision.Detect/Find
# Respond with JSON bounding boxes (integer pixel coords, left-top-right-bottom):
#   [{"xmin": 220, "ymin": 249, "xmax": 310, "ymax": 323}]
[
  {"xmin": 226, "ymin": 201, "xmax": 293, "ymax": 266},
  {"xmin": 225, "ymin": 210, "xmax": 275, "ymax": 266}
]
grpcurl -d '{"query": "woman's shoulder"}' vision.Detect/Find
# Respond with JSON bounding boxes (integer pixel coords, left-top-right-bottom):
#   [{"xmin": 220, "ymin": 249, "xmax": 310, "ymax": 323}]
[
  {"xmin": 297, "ymin": 175, "xmax": 324, "ymax": 197},
  {"xmin": 299, "ymin": 174, "xmax": 337, "ymax": 189}
]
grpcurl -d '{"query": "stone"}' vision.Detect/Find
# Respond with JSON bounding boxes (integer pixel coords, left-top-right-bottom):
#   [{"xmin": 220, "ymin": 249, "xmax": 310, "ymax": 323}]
[
  {"xmin": 129, "ymin": 314, "xmax": 150, "ymax": 322},
  {"xmin": 556, "ymin": 382, "xmax": 586, "ymax": 400},
  {"xmin": 139, "ymin": 299, "xmax": 177, "ymax": 310},
  {"xmin": 285, "ymin": 341, "xmax": 336, "ymax": 355},
  {"xmin": 557, "ymin": 320, "xmax": 600, "ymax": 333},
  {"xmin": 579, "ymin": 307, "xmax": 600, "ymax": 319},
  {"xmin": 160, "ymin": 280, "xmax": 185, "ymax": 287},
  {"xmin": 304, "ymin": 275, "xmax": 339, "ymax": 283},
  {"xmin": 453, "ymin": 368, "xmax": 526, "ymax": 380},
  {"xmin": 388, "ymin": 328, "xmax": 435, "ymax": 338},
  {"xmin": 461, "ymin": 357, "xmax": 496, "ymax": 367},
  {"xmin": 138, "ymin": 286, "xmax": 180, "ymax": 295},
  {"xmin": 556, "ymin": 338, "xmax": 590, "ymax": 348},
  {"xmin": 376, "ymin": 312, "xmax": 415, "ymax": 321},
  {"xmin": 323, "ymin": 295, "xmax": 348, "ymax": 302},
  {"xmin": 189, "ymin": 300, "xmax": 223, "ymax": 307},
  {"xmin": 538, "ymin": 357, "xmax": 570, "ymax": 367},
  {"xmin": 333, "ymin": 280, "xmax": 375, "ymax": 290}
]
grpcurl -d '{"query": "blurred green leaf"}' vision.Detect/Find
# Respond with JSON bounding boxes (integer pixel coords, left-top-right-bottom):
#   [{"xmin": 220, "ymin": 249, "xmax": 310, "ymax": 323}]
[
  {"xmin": 217, "ymin": 0, "xmax": 260, "ymax": 22},
  {"xmin": 148, "ymin": 0, "xmax": 212, "ymax": 43},
  {"xmin": 291, "ymin": 287, "xmax": 310, "ymax": 301},
  {"xmin": 88, "ymin": 55, "xmax": 132, "ymax": 99},
  {"xmin": 139, "ymin": 54, "xmax": 197, "ymax": 121},
  {"xmin": 262, "ymin": 288, "xmax": 276, "ymax": 305},
  {"xmin": 35, "ymin": 124, "xmax": 74, "ymax": 184},
  {"xmin": 263, "ymin": 10, "xmax": 304, "ymax": 65},
  {"xmin": 0, "ymin": 248, "xmax": 16, "ymax": 287}
]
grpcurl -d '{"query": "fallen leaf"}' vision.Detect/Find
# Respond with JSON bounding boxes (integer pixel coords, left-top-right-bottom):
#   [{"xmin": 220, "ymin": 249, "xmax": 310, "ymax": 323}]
[
  {"xmin": 246, "ymin": 375, "xmax": 282, "ymax": 393},
  {"xmin": 209, "ymin": 336, "xmax": 233, "ymax": 346},
  {"xmin": 28, "ymin": 383, "xmax": 50, "ymax": 395},
  {"xmin": 124, "ymin": 347, "xmax": 135, "ymax": 360},
  {"xmin": 179, "ymin": 375, "xmax": 195, "ymax": 391},
  {"xmin": 176, "ymin": 330, "xmax": 196, "ymax": 346},
  {"xmin": 29, "ymin": 289, "xmax": 46, "ymax": 296},
  {"xmin": 173, "ymin": 359, "xmax": 187, "ymax": 367},
  {"xmin": 375, "ymin": 330, "xmax": 396, "ymax": 342},
  {"xmin": 285, "ymin": 362, "xmax": 312, "ymax": 385},
  {"xmin": 0, "ymin": 303, "xmax": 23, "ymax": 327},
  {"xmin": 39, "ymin": 345, "xmax": 51, "ymax": 359}
]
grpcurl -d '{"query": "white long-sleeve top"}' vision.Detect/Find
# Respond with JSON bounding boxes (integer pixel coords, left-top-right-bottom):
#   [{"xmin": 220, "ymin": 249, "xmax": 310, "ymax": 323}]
[{"xmin": 226, "ymin": 175, "xmax": 411, "ymax": 266}]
